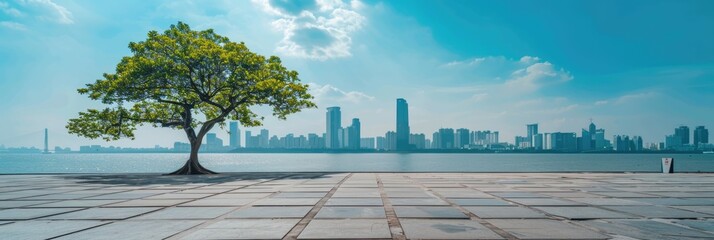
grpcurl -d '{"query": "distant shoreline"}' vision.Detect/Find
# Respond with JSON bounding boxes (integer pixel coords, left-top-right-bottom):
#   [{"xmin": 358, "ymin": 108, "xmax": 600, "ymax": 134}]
[{"xmin": 0, "ymin": 150, "xmax": 707, "ymax": 154}]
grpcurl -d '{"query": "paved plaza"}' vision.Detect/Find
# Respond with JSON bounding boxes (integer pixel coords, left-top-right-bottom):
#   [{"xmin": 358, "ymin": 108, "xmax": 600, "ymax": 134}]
[{"xmin": 0, "ymin": 173, "xmax": 713, "ymax": 239}]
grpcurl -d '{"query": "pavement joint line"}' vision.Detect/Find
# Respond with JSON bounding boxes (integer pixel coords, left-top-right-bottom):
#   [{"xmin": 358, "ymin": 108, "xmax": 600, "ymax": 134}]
[
  {"xmin": 282, "ymin": 173, "xmax": 353, "ymax": 240},
  {"xmin": 377, "ymin": 173, "xmax": 407, "ymax": 240},
  {"xmin": 165, "ymin": 173, "xmax": 304, "ymax": 240},
  {"xmin": 403, "ymin": 175, "xmax": 519, "ymax": 240},
  {"xmin": 46, "ymin": 221, "xmax": 115, "ymax": 240}
]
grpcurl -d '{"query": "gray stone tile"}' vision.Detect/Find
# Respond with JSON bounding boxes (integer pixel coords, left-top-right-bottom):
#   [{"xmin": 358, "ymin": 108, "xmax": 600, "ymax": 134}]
[
  {"xmin": 389, "ymin": 198, "xmax": 449, "ymax": 206},
  {"xmin": 0, "ymin": 200, "xmax": 52, "ymax": 208},
  {"xmin": 394, "ymin": 206, "xmax": 468, "ymax": 219},
  {"xmin": 581, "ymin": 219, "xmax": 714, "ymax": 240},
  {"xmin": 106, "ymin": 199, "xmax": 190, "ymax": 207},
  {"xmin": 182, "ymin": 219, "xmax": 299, "ymax": 239},
  {"xmin": 450, "ymin": 198, "xmax": 513, "ymax": 206},
  {"xmin": 0, "ymin": 220, "xmax": 106, "ymax": 240},
  {"xmin": 252, "ymin": 198, "xmax": 321, "ymax": 206},
  {"xmin": 0, "ymin": 208, "xmax": 80, "ymax": 220},
  {"xmin": 30, "ymin": 199, "xmax": 123, "ymax": 208},
  {"xmin": 465, "ymin": 206, "xmax": 547, "ymax": 219},
  {"xmin": 325, "ymin": 197, "xmax": 383, "ymax": 206},
  {"xmin": 400, "ymin": 219, "xmax": 503, "ymax": 239},
  {"xmin": 385, "ymin": 191, "xmax": 435, "ymax": 198},
  {"xmin": 315, "ymin": 207, "xmax": 385, "ymax": 218},
  {"xmin": 45, "ymin": 207, "xmax": 158, "ymax": 220},
  {"xmin": 594, "ymin": 191, "xmax": 657, "ymax": 198},
  {"xmin": 135, "ymin": 207, "xmax": 235, "ymax": 219},
  {"xmin": 488, "ymin": 219, "xmax": 609, "ymax": 239},
  {"xmin": 606, "ymin": 205, "xmax": 712, "ymax": 218},
  {"xmin": 146, "ymin": 193, "xmax": 213, "ymax": 199},
  {"xmin": 227, "ymin": 206, "xmax": 312, "ymax": 218},
  {"xmin": 566, "ymin": 197, "xmax": 651, "ymax": 206},
  {"xmin": 220, "ymin": 193, "xmax": 272, "ymax": 198},
  {"xmin": 535, "ymin": 206, "xmax": 637, "ymax": 219},
  {"xmin": 298, "ymin": 219, "xmax": 391, "ymax": 239},
  {"xmin": 673, "ymin": 205, "xmax": 714, "ymax": 215},
  {"xmin": 509, "ymin": 198, "xmax": 584, "ymax": 206},
  {"xmin": 179, "ymin": 198, "xmax": 255, "ymax": 207},
  {"xmin": 56, "ymin": 220, "xmax": 203, "ymax": 240},
  {"xmin": 632, "ymin": 197, "xmax": 714, "ymax": 206},
  {"xmin": 491, "ymin": 192, "xmax": 547, "ymax": 198},
  {"xmin": 272, "ymin": 192, "xmax": 327, "ymax": 198},
  {"xmin": 673, "ymin": 220, "xmax": 714, "ymax": 233}
]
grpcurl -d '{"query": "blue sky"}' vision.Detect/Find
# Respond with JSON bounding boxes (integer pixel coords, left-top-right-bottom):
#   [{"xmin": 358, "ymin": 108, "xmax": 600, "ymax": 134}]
[{"xmin": 0, "ymin": 0, "xmax": 712, "ymax": 149}]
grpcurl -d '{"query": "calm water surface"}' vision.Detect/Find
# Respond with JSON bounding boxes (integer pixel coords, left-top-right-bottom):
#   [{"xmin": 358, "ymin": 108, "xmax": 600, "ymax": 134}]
[{"xmin": 0, "ymin": 153, "xmax": 713, "ymax": 173}]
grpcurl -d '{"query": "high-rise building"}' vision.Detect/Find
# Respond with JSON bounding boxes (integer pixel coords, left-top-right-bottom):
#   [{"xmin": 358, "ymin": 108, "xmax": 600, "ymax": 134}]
[
  {"xmin": 527, "ymin": 123, "xmax": 538, "ymax": 143},
  {"xmin": 348, "ymin": 118, "xmax": 361, "ymax": 150},
  {"xmin": 308, "ymin": 133, "xmax": 325, "ymax": 149},
  {"xmin": 694, "ymin": 126, "xmax": 709, "ymax": 146},
  {"xmin": 229, "ymin": 122, "xmax": 241, "ymax": 148},
  {"xmin": 386, "ymin": 131, "xmax": 397, "ymax": 150},
  {"xmin": 206, "ymin": 133, "xmax": 224, "ymax": 151},
  {"xmin": 580, "ymin": 129, "xmax": 592, "ymax": 151},
  {"xmin": 259, "ymin": 129, "xmax": 269, "ymax": 148},
  {"xmin": 665, "ymin": 135, "xmax": 682, "ymax": 149},
  {"xmin": 396, "ymin": 98, "xmax": 410, "ymax": 150},
  {"xmin": 326, "ymin": 107, "xmax": 341, "ymax": 149},
  {"xmin": 360, "ymin": 137, "xmax": 375, "ymax": 149},
  {"xmin": 533, "ymin": 133, "xmax": 543, "ymax": 150},
  {"xmin": 455, "ymin": 128, "xmax": 470, "ymax": 149},
  {"xmin": 376, "ymin": 136, "xmax": 387, "ymax": 150},
  {"xmin": 438, "ymin": 128, "xmax": 455, "ymax": 149},
  {"xmin": 675, "ymin": 126, "xmax": 690, "ymax": 145},
  {"xmin": 409, "ymin": 133, "xmax": 426, "ymax": 149},
  {"xmin": 549, "ymin": 132, "xmax": 577, "ymax": 152}
]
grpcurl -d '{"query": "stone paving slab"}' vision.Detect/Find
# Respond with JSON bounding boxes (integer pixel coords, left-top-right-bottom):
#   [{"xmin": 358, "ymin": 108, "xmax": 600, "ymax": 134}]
[{"xmin": 0, "ymin": 173, "xmax": 713, "ymax": 239}]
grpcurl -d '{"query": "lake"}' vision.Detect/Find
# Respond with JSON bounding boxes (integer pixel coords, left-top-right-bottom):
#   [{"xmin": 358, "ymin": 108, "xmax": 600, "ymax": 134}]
[{"xmin": 0, "ymin": 153, "xmax": 713, "ymax": 174}]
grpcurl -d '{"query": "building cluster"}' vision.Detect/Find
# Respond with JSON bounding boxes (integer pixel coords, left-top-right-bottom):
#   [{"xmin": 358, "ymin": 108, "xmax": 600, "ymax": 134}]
[{"xmin": 163, "ymin": 98, "xmax": 711, "ymax": 153}]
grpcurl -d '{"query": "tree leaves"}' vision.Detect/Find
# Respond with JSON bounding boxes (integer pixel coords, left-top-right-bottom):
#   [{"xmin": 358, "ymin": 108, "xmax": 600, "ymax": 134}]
[{"xmin": 67, "ymin": 21, "xmax": 316, "ymax": 141}]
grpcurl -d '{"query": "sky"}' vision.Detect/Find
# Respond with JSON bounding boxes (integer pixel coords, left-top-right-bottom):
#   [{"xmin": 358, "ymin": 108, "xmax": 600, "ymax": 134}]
[{"xmin": 0, "ymin": 0, "xmax": 713, "ymax": 149}]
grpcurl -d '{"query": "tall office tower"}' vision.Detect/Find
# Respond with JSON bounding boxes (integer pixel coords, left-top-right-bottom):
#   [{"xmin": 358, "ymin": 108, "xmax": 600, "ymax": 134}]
[
  {"xmin": 432, "ymin": 132, "xmax": 441, "ymax": 149},
  {"xmin": 550, "ymin": 132, "xmax": 578, "ymax": 152},
  {"xmin": 694, "ymin": 126, "xmax": 709, "ymax": 146},
  {"xmin": 675, "ymin": 126, "xmax": 690, "ymax": 145},
  {"xmin": 438, "ymin": 128, "xmax": 455, "ymax": 149},
  {"xmin": 396, "ymin": 98, "xmax": 410, "ymax": 150},
  {"xmin": 348, "ymin": 118, "xmax": 361, "ymax": 150},
  {"xmin": 533, "ymin": 133, "xmax": 544, "ymax": 150},
  {"xmin": 386, "ymin": 131, "xmax": 397, "ymax": 150},
  {"xmin": 588, "ymin": 121, "xmax": 597, "ymax": 149},
  {"xmin": 259, "ymin": 129, "xmax": 269, "ymax": 148},
  {"xmin": 376, "ymin": 136, "xmax": 387, "ymax": 150},
  {"xmin": 580, "ymin": 129, "xmax": 592, "ymax": 151},
  {"xmin": 43, "ymin": 128, "xmax": 49, "ymax": 153},
  {"xmin": 360, "ymin": 137, "xmax": 375, "ymax": 149},
  {"xmin": 527, "ymin": 123, "xmax": 538, "ymax": 143},
  {"xmin": 594, "ymin": 129, "xmax": 607, "ymax": 149},
  {"xmin": 326, "ymin": 107, "xmax": 341, "ymax": 149},
  {"xmin": 455, "ymin": 128, "xmax": 470, "ymax": 149},
  {"xmin": 229, "ymin": 122, "xmax": 241, "ymax": 148},
  {"xmin": 589, "ymin": 121, "xmax": 596, "ymax": 136}
]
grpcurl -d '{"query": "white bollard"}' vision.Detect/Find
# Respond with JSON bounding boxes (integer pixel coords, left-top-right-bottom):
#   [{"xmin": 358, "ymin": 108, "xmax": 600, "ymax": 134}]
[{"xmin": 662, "ymin": 158, "xmax": 674, "ymax": 173}]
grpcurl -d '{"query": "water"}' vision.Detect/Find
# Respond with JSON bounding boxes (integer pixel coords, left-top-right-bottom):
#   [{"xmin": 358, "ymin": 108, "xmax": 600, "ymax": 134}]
[{"xmin": 0, "ymin": 153, "xmax": 713, "ymax": 174}]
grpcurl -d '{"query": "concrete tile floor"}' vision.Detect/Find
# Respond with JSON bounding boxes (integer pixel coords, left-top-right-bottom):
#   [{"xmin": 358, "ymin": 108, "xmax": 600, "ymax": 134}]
[{"xmin": 0, "ymin": 173, "xmax": 712, "ymax": 239}]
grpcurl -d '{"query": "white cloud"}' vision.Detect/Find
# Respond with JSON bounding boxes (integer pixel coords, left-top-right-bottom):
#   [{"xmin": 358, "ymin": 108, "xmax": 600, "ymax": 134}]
[
  {"xmin": 594, "ymin": 100, "xmax": 608, "ymax": 106},
  {"xmin": 309, "ymin": 83, "xmax": 374, "ymax": 104},
  {"xmin": 0, "ymin": 21, "xmax": 27, "ymax": 31},
  {"xmin": 254, "ymin": 0, "xmax": 365, "ymax": 60},
  {"xmin": 18, "ymin": 0, "xmax": 73, "ymax": 24},
  {"xmin": 613, "ymin": 92, "xmax": 657, "ymax": 105},
  {"xmin": 505, "ymin": 61, "xmax": 573, "ymax": 92},
  {"xmin": 0, "ymin": 2, "xmax": 22, "ymax": 17}
]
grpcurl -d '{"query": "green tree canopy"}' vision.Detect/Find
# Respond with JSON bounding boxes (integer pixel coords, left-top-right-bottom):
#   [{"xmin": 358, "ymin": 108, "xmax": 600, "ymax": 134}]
[{"xmin": 67, "ymin": 22, "xmax": 316, "ymax": 174}]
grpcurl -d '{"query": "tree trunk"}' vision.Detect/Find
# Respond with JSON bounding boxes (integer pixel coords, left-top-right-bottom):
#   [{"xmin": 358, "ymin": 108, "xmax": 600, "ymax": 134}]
[{"xmin": 168, "ymin": 135, "xmax": 217, "ymax": 175}]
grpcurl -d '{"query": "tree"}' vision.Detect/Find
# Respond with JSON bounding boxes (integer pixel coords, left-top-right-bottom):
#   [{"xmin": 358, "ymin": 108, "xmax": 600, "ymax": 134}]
[{"xmin": 67, "ymin": 22, "xmax": 316, "ymax": 174}]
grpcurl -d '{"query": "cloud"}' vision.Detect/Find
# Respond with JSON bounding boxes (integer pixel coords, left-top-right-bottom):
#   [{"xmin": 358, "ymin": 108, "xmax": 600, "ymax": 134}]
[
  {"xmin": 443, "ymin": 55, "xmax": 572, "ymax": 92},
  {"xmin": 0, "ymin": 21, "xmax": 27, "ymax": 31},
  {"xmin": 613, "ymin": 92, "xmax": 657, "ymax": 105},
  {"xmin": 0, "ymin": 2, "xmax": 22, "ymax": 17},
  {"xmin": 594, "ymin": 100, "xmax": 608, "ymax": 106},
  {"xmin": 254, "ymin": 0, "xmax": 365, "ymax": 60},
  {"xmin": 18, "ymin": 0, "xmax": 73, "ymax": 24},
  {"xmin": 309, "ymin": 83, "xmax": 374, "ymax": 104}
]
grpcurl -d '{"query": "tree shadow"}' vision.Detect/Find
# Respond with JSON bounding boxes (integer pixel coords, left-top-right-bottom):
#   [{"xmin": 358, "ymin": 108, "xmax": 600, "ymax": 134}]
[{"xmin": 56, "ymin": 172, "xmax": 345, "ymax": 186}]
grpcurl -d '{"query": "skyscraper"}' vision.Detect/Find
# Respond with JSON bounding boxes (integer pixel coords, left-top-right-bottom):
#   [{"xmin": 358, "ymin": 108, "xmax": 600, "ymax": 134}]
[
  {"xmin": 229, "ymin": 121, "xmax": 240, "ymax": 148},
  {"xmin": 675, "ymin": 126, "xmax": 690, "ymax": 145},
  {"xmin": 527, "ymin": 124, "xmax": 538, "ymax": 142},
  {"xmin": 694, "ymin": 126, "xmax": 709, "ymax": 146},
  {"xmin": 326, "ymin": 107, "xmax": 341, "ymax": 149},
  {"xmin": 43, "ymin": 128, "xmax": 48, "ymax": 154},
  {"xmin": 348, "ymin": 118, "xmax": 361, "ymax": 150},
  {"xmin": 259, "ymin": 129, "xmax": 269, "ymax": 148},
  {"xmin": 396, "ymin": 98, "xmax": 410, "ymax": 150},
  {"xmin": 455, "ymin": 128, "xmax": 470, "ymax": 149}
]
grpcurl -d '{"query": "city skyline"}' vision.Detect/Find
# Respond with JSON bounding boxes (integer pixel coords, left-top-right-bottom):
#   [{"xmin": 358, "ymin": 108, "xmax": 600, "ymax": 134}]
[{"xmin": 1, "ymin": 1, "xmax": 713, "ymax": 149}]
